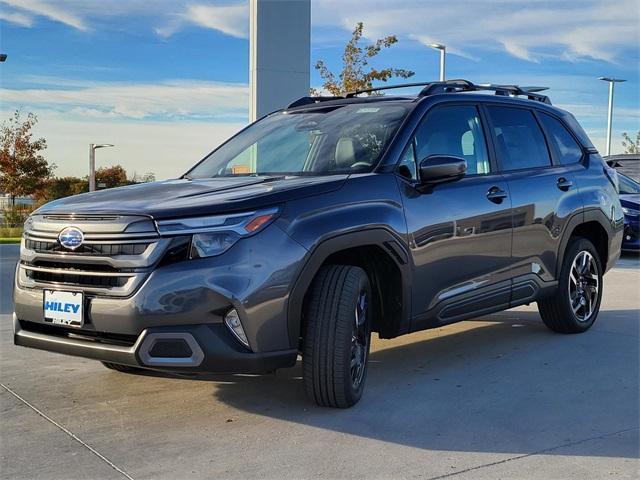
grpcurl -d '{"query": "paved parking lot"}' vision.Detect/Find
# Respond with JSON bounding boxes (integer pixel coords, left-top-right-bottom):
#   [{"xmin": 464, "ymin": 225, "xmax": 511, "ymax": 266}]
[{"xmin": 1, "ymin": 243, "xmax": 638, "ymax": 479}]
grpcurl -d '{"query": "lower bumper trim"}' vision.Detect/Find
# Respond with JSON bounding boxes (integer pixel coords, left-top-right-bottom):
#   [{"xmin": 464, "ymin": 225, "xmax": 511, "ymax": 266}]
[{"xmin": 13, "ymin": 315, "xmax": 298, "ymax": 374}]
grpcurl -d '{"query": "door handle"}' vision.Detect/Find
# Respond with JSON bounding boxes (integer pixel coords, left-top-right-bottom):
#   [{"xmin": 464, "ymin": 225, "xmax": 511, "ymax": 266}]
[
  {"xmin": 557, "ymin": 177, "xmax": 573, "ymax": 191},
  {"xmin": 486, "ymin": 186, "xmax": 508, "ymax": 204}
]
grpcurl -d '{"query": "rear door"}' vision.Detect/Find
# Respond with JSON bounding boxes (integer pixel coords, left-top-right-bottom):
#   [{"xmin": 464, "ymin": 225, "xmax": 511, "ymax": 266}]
[{"xmin": 484, "ymin": 105, "xmax": 584, "ymax": 300}]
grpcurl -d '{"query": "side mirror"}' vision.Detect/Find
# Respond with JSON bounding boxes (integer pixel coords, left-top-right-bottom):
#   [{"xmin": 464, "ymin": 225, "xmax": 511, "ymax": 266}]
[{"xmin": 419, "ymin": 155, "xmax": 467, "ymax": 185}]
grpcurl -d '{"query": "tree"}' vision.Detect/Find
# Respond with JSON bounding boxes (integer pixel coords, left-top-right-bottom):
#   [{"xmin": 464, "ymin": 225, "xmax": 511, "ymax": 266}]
[
  {"xmin": 130, "ymin": 171, "xmax": 156, "ymax": 183},
  {"xmin": 0, "ymin": 111, "xmax": 54, "ymax": 204},
  {"xmin": 621, "ymin": 130, "xmax": 639, "ymax": 154},
  {"xmin": 35, "ymin": 177, "xmax": 88, "ymax": 202},
  {"xmin": 95, "ymin": 165, "xmax": 129, "ymax": 189},
  {"xmin": 312, "ymin": 22, "xmax": 414, "ymax": 96}
]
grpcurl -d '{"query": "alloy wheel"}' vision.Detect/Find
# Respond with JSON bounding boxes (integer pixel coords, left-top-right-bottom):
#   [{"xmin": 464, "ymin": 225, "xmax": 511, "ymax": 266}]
[{"xmin": 568, "ymin": 250, "xmax": 599, "ymax": 322}]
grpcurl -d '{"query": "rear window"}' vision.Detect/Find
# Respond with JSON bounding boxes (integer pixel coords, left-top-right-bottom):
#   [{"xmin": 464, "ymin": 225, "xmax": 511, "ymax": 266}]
[{"xmin": 487, "ymin": 106, "xmax": 552, "ymax": 171}]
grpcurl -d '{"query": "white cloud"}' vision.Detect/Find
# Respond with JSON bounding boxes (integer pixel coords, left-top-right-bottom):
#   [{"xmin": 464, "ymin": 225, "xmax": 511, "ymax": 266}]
[
  {"xmin": 0, "ymin": 109, "xmax": 245, "ymax": 180},
  {"xmin": 0, "ymin": 9, "xmax": 34, "ymax": 27},
  {"xmin": 0, "ymin": 77, "xmax": 249, "ymax": 178},
  {"xmin": 2, "ymin": 0, "xmax": 87, "ymax": 30},
  {"xmin": 156, "ymin": 3, "xmax": 248, "ymax": 39},
  {"xmin": 1, "ymin": 79, "xmax": 248, "ymax": 121},
  {"xmin": 182, "ymin": 3, "xmax": 247, "ymax": 38},
  {"xmin": 501, "ymin": 41, "xmax": 539, "ymax": 63},
  {"xmin": 1, "ymin": 0, "xmax": 637, "ymax": 63},
  {"xmin": 312, "ymin": 0, "xmax": 640, "ymax": 63}
]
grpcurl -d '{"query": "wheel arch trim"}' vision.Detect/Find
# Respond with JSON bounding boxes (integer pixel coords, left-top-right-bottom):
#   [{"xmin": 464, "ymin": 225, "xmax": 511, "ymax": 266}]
[
  {"xmin": 557, "ymin": 208, "xmax": 616, "ymax": 276},
  {"xmin": 286, "ymin": 228, "xmax": 412, "ymax": 347}
]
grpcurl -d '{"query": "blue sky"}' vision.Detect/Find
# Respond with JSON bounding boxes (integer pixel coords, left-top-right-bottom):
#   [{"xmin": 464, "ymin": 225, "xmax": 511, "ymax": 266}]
[{"xmin": 1, "ymin": 0, "xmax": 638, "ymax": 179}]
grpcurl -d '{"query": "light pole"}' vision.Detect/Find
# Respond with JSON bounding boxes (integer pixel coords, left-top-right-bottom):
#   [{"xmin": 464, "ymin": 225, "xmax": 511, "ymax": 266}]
[
  {"xmin": 0, "ymin": 54, "xmax": 7, "ymax": 62},
  {"xmin": 598, "ymin": 77, "xmax": 626, "ymax": 156},
  {"xmin": 428, "ymin": 43, "xmax": 446, "ymax": 81},
  {"xmin": 89, "ymin": 143, "xmax": 114, "ymax": 192}
]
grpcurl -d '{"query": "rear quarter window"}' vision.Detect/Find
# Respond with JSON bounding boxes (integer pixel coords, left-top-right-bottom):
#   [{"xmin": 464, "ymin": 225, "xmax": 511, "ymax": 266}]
[{"xmin": 539, "ymin": 113, "xmax": 584, "ymax": 165}]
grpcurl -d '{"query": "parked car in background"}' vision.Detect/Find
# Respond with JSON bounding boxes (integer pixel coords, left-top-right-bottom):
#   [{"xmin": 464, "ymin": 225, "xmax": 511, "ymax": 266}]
[
  {"xmin": 605, "ymin": 154, "xmax": 640, "ymax": 182},
  {"xmin": 618, "ymin": 173, "xmax": 640, "ymax": 252}
]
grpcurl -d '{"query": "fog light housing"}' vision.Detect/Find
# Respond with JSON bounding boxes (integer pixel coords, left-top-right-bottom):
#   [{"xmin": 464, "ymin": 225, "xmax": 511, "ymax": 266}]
[{"xmin": 224, "ymin": 309, "xmax": 250, "ymax": 349}]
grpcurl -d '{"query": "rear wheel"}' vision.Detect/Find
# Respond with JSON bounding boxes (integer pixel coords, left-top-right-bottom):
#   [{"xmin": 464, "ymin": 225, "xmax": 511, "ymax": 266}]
[
  {"xmin": 303, "ymin": 265, "xmax": 372, "ymax": 408},
  {"xmin": 538, "ymin": 238, "xmax": 603, "ymax": 333},
  {"xmin": 101, "ymin": 362, "xmax": 140, "ymax": 373}
]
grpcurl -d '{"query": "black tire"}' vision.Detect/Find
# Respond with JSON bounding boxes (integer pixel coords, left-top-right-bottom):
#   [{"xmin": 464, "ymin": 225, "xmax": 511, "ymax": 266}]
[
  {"xmin": 302, "ymin": 265, "xmax": 372, "ymax": 408},
  {"xmin": 538, "ymin": 237, "xmax": 603, "ymax": 333},
  {"xmin": 101, "ymin": 362, "xmax": 140, "ymax": 373}
]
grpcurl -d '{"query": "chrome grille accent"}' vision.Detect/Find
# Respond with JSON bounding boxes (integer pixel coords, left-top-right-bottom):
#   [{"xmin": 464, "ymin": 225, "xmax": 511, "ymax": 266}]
[
  {"xmin": 25, "ymin": 238, "xmax": 151, "ymax": 256},
  {"xmin": 18, "ymin": 213, "xmax": 169, "ymax": 297}
]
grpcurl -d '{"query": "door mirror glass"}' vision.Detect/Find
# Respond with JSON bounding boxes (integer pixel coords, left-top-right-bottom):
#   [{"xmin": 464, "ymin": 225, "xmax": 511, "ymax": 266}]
[{"xmin": 419, "ymin": 155, "xmax": 467, "ymax": 184}]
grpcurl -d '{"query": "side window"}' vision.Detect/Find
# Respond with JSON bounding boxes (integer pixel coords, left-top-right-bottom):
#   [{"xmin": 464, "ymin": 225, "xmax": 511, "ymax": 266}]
[
  {"xmin": 487, "ymin": 106, "xmax": 552, "ymax": 171},
  {"xmin": 398, "ymin": 105, "xmax": 490, "ymax": 180},
  {"xmin": 539, "ymin": 112, "xmax": 583, "ymax": 165}
]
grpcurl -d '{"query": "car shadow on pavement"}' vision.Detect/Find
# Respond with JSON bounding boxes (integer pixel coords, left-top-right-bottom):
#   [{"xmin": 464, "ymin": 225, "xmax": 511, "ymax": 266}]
[{"xmin": 200, "ymin": 310, "xmax": 639, "ymax": 458}]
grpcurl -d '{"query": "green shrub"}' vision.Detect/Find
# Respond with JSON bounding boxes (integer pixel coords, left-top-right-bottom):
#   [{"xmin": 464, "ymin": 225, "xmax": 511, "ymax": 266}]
[{"xmin": 2, "ymin": 206, "xmax": 29, "ymax": 227}]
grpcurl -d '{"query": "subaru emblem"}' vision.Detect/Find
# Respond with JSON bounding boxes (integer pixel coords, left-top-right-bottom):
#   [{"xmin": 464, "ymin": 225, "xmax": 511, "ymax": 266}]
[{"xmin": 58, "ymin": 227, "xmax": 84, "ymax": 250}]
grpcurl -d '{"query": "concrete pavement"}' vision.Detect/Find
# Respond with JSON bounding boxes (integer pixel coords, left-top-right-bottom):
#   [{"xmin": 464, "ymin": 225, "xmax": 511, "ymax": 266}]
[{"xmin": 1, "ymin": 243, "xmax": 638, "ymax": 479}]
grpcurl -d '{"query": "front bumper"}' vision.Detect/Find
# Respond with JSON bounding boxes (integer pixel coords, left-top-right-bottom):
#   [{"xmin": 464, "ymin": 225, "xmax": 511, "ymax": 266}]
[
  {"xmin": 13, "ymin": 223, "xmax": 308, "ymax": 373},
  {"xmin": 13, "ymin": 315, "xmax": 297, "ymax": 373}
]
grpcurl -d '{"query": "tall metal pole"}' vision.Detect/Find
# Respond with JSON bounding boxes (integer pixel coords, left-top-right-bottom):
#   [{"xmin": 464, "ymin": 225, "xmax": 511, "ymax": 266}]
[
  {"xmin": 428, "ymin": 44, "xmax": 446, "ymax": 82},
  {"xmin": 598, "ymin": 77, "xmax": 626, "ymax": 157},
  {"xmin": 89, "ymin": 144, "xmax": 96, "ymax": 192},
  {"xmin": 88, "ymin": 143, "xmax": 114, "ymax": 192},
  {"xmin": 605, "ymin": 81, "xmax": 614, "ymax": 156}
]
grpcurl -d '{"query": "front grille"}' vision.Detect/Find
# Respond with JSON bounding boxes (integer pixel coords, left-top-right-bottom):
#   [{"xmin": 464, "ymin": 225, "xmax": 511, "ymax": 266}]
[
  {"xmin": 25, "ymin": 269, "xmax": 128, "ymax": 288},
  {"xmin": 18, "ymin": 213, "xmax": 170, "ymax": 297},
  {"xmin": 42, "ymin": 214, "xmax": 120, "ymax": 222},
  {"xmin": 25, "ymin": 239, "xmax": 150, "ymax": 256}
]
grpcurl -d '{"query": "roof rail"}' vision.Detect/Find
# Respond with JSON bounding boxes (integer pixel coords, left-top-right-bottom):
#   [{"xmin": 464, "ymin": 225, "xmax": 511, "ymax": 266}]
[
  {"xmin": 286, "ymin": 95, "xmax": 344, "ymax": 109},
  {"xmin": 287, "ymin": 79, "xmax": 551, "ymax": 109},
  {"xmin": 475, "ymin": 84, "xmax": 551, "ymax": 104},
  {"xmin": 345, "ymin": 82, "xmax": 438, "ymax": 98},
  {"xmin": 418, "ymin": 80, "xmax": 551, "ymax": 104}
]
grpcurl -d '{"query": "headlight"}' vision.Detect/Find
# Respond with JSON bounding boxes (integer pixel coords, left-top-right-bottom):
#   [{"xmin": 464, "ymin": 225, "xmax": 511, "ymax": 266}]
[
  {"xmin": 191, "ymin": 231, "xmax": 240, "ymax": 258},
  {"xmin": 156, "ymin": 207, "xmax": 279, "ymax": 259},
  {"xmin": 622, "ymin": 206, "xmax": 640, "ymax": 218},
  {"xmin": 23, "ymin": 216, "xmax": 33, "ymax": 234}
]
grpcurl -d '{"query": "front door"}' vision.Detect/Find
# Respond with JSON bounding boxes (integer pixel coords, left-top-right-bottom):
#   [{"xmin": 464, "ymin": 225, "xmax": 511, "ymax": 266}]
[{"xmin": 397, "ymin": 104, "xmax": 513, "ymax": 329}]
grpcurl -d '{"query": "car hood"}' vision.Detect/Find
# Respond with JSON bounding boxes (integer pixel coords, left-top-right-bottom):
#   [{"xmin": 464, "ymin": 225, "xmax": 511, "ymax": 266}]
[
  {"xmin": 620, "ymin": 194, "xmax": 640, "ymax": 210},
  {"xmin": 36, "ymin": 175, "xmax": 349, "ymax": 219}
]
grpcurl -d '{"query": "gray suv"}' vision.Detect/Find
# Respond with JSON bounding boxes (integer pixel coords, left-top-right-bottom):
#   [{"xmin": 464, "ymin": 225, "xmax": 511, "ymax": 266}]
[{"xmin": 13, "ymin": 80, "xmax": 623, "ymax": 407}]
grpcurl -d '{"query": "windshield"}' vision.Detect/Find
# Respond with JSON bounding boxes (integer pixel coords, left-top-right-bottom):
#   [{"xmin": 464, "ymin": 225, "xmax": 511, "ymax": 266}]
[
  {"xmin": 619, "ymin": 173, "xmax": 640, "ymax": 194},
  {"xmin": 187, "ymin": 104, "xmax": 408, "ymax": 178}
]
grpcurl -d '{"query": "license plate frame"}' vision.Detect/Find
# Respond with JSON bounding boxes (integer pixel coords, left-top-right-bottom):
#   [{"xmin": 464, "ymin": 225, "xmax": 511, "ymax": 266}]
[{"xmin": 43, "ymin": 290, "xmax": 84, "ymax": 328}]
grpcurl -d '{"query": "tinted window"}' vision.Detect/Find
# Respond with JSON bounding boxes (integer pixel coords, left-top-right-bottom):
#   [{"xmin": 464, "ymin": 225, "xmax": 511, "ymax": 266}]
[
  {"xmin": 618, "ymin": 173, "xmax": 640, "ymax": 194},
  {"xmin": 539, "ymin": 113, "xmax": 583, "ymax": 164},
  {"xmin": 487, "ymin": 106, "xmax": 551, "ymax": 171},
  {"xmin": 188, "ymin": 105, "xmax": 408, "ymax": 178},
  {"xmin": 398, "ymin": 105, "xmax": 490, "ymax": 180}
]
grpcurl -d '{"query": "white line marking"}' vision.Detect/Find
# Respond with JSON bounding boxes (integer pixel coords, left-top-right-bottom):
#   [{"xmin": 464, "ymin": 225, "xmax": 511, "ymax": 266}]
[{"xmin": 1, "ymin": 383, "xmax": 134, "ymax": 480}]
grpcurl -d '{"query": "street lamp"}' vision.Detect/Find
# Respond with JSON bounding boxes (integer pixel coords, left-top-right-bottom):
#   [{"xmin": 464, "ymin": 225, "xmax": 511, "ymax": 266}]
[
  {"xmin": 89, "ymin": 143, "xmax": 114, "ymax": 192},
  {"xmin": 598, "ymin": 77, "xmax": 626, "ymax": 156},
  {"xmin": 0, "ymin": 54, "xmax": 7, "ymax": 62},
  {"xmin": 428, "ymin": 43, "xmax": 446, "ymax": 81}
]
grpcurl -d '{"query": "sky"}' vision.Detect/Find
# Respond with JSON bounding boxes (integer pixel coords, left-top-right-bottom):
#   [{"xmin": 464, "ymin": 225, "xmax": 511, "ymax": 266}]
[{"xmin": 0, "ymin": 0, "xmax": 638, "ymax": 180}]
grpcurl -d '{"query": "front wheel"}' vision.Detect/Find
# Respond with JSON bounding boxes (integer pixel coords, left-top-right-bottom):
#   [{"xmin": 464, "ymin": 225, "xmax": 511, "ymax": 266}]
[
  {"xmin": 538, "ymin": 238, "xmax": 603, "ymax": 333},
  {"xmin": 303, "ymin": 265, "xmax": 372, "ymax": 408}
]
